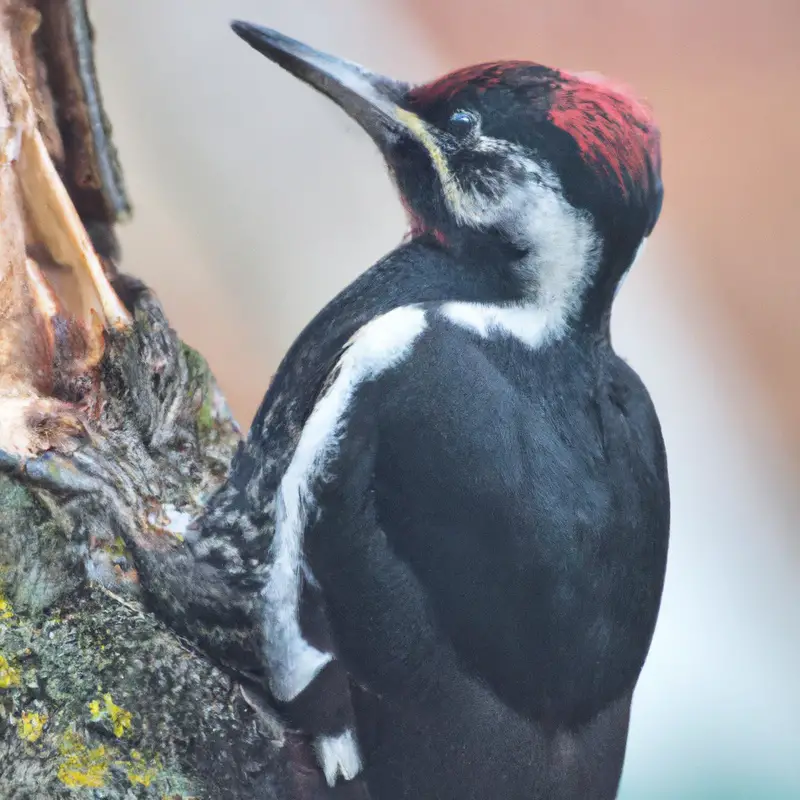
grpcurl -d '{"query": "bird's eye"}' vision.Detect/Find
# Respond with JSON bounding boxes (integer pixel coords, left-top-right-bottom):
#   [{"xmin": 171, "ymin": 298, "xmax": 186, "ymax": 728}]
[{"xmin": 448, "ymin": 110, "xmax": 479, "ymax": 139}]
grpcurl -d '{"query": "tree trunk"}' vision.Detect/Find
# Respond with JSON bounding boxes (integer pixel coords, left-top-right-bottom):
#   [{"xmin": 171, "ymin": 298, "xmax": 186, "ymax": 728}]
[{"xmin": 0, "ymin": 3, "xmax": 306, "ymax": 797}]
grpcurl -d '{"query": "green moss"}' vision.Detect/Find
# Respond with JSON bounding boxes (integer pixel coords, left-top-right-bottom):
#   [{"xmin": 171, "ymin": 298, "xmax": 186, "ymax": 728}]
[
  {"xmin": 195, "ymin": 394, "xmax": 215, "ymax": 435},
  {"xmin": 108, "ymin": 536, "xmax": 129, "ymax": 560},
  {"xmin": 180, "ymin": 342, "xmax": 216, "ymax": 435},
  {"xmin": 180, "ymin": 343, "xmax": 211, "ymax": 395}
]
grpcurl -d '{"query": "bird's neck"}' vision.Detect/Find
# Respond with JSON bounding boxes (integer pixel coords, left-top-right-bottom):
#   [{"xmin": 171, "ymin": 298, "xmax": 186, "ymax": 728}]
[
  {"xmin": 436, "ymin": 225, "xmax": 639, "ymax": 345},
  {"xmin": 574, "ymin": 236, "xmax": 647, "ymax": 337}
]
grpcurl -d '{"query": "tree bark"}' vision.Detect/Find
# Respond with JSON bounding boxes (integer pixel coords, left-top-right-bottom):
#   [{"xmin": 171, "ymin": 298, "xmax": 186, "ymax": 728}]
[{"xmin": 0, "ymin": 3, "xmax": 304, "ymax": 797}]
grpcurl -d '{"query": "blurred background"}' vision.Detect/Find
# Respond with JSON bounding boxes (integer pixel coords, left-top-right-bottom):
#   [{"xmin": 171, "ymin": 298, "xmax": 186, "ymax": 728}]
[{"xmin": 92, "ymin": 1, "xmax": 799, "ymax": 796}]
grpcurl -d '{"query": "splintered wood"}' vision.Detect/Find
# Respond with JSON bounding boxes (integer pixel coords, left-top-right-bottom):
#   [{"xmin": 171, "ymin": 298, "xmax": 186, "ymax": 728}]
[{"xmin": 0, "ymin": 1, "xmax": 129, "ymax": 457}]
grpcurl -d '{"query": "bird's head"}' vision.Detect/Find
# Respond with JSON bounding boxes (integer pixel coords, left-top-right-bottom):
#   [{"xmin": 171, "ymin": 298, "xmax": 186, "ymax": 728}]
[{"xmin": 232, "ymin": 22, "xmax": 662, "ymax": 326}]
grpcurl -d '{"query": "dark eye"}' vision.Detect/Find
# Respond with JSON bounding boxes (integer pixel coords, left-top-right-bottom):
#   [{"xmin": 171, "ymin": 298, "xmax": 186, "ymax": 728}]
[{"xmin": 448, "ymin": 110, "xmax": 479, "ymax": 138}]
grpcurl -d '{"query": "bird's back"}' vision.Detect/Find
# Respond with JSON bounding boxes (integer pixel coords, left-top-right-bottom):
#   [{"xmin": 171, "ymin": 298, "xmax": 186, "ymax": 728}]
[
  {"xmin": 336, "ymin": 322, "xmax": 668, "ymax": 800},
  {"xmin": 209, "ymin": 235, "xmax": 523, "ymax": 570}
]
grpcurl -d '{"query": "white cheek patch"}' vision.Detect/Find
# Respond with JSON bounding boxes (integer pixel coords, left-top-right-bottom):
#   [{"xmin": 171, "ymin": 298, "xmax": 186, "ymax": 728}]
[
  {"xmin": 442, "ymin": 155, "xmax": 601, "ymax": 350},
  {"xmin": 262, "ymin": 306, "xmax": 428, "ymax": 702}
]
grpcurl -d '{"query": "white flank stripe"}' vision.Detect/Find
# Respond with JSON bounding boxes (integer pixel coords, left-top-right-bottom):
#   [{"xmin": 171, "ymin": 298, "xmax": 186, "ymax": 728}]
[{"xmin": 262, "ymin": 306, "xmax": 428, "ymax": 702}]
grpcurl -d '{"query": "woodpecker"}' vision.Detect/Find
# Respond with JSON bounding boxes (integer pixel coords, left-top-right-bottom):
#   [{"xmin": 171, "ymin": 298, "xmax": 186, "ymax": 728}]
[{"xmin": 205, "ymin": 21, "xmax": 670, "ymax": 799}]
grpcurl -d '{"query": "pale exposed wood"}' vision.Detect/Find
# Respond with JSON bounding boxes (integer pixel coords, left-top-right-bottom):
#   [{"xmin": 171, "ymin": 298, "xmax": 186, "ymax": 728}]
[
  {"xmin": 18, "ymin": 118, "xmax": 132, "ymax": 328},
  {"xmin": 0, "ymin": 0, "xmax": 131, "ymax": 456}
]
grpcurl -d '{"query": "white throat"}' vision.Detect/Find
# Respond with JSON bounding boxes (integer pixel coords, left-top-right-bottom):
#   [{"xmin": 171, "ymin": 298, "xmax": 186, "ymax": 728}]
[{"xmin": 441, "ymin": 155, "xmax": 603, "ymax": 349}]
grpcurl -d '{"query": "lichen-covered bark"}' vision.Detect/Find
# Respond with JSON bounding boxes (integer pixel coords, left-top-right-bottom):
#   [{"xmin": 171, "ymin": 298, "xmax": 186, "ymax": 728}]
[
  {"xmin": 0, "ymin": 291, "xmax": 296, "ymax": 799},
  {"xmin": 0, "ymin": 2, "xmax": 305, "ymax": 797},
  {"xmin": 0, "ymin": 587, "xmax": 289, "ymax": 798}
]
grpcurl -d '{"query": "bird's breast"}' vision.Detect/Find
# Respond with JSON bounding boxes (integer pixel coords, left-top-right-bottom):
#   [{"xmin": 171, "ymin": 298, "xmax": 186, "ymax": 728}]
[{"xmin": 374, "ymin": 339, "xmax": 668, "ymax": 723}]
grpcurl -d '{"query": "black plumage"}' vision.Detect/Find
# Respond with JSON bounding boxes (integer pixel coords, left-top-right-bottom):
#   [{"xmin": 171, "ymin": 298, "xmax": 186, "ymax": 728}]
[{"xmin": 198, "ymin": 21, "xmax": 672, "ymax": 799}]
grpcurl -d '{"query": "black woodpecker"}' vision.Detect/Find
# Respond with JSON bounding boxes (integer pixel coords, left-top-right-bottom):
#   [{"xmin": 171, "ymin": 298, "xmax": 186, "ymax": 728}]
[{"xmin": 203, "ymin": 21, "xmax": 670, "ymax": 800}]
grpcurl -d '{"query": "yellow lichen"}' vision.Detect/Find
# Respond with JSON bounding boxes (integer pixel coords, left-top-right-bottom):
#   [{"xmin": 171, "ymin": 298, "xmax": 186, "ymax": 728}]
[
  {"xmin": 57, "ymin": 730, "xmax": 165, "ymax": 791},
  {"xmin": 0, "ymin": 593, "xmax": 13, "ymax": 620},
  {"xmin": 128, "ymin": 769, "xmax": 153, "ymax": 788},
  {"xmin": 0, "ymin": 653, "xmax": 21, "ymax": 688},
  {"xmin": 104, "ymin": 693, "xmax": 132, "ymax": 737},
  {"xmin": 126, "ymin": 749, "xmax": 159, "ymax": 787},
  {"xmin": 57, "ymin": 731, "xmax": 111, "ymax": 789},
  {"xmin": 87, "ymin": 692, "xmax": 132, "ymax": 737},
  {"xmin": 18, "ymin": 710, "xmax": 47, "ymax": 742}
]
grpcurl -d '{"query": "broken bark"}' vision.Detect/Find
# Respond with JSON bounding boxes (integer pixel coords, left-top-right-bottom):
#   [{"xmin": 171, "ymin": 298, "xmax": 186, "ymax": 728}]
[{"xmin": 0, "ymin": 3, "xmax": 306, "ymax": 797}]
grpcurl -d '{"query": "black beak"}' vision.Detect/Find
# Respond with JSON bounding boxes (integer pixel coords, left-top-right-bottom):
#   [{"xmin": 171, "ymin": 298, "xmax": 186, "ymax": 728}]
[{"xmin": 231, "ymin": 22, "xmax": 411, "ymax": 149}]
